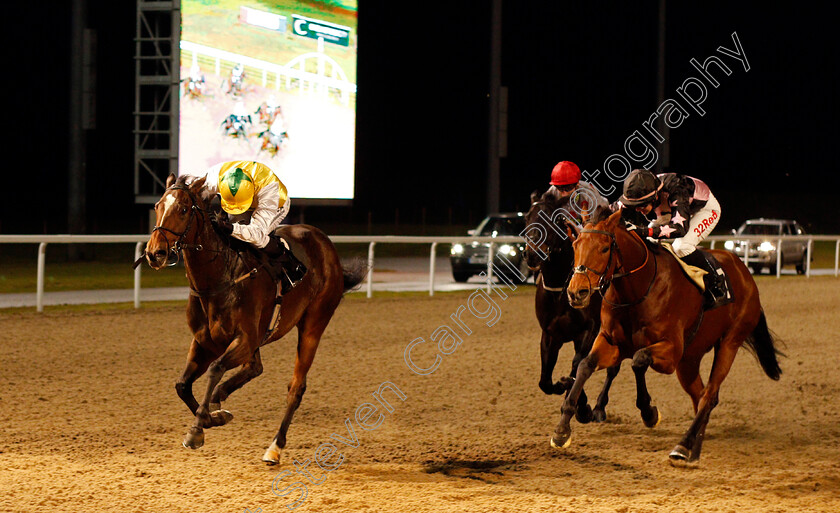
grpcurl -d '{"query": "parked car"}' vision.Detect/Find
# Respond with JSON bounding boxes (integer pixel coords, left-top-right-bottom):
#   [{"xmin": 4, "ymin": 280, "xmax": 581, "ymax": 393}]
[
  {"xmin": 724, "ymin": 218, "xmax": 809, "ymax": 274},
  {"xmin": 450, "ymin": 213, "xmax": 531, "ymax": 283}
]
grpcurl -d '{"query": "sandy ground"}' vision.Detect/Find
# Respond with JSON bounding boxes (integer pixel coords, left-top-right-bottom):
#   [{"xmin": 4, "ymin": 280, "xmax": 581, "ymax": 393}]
[{"xmin": 1, "ymin": 277, "xmax": 839, "ymax": 512}]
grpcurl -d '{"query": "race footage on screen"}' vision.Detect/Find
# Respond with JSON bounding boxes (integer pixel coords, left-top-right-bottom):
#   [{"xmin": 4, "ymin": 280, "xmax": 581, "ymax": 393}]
[{"xmin": 179, "ymin": 0, "xmax": 357, "ymax": 201}]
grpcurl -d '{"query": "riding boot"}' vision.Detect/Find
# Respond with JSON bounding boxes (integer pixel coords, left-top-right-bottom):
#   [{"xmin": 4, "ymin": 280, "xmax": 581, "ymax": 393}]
[
  {"xmin": 681, "ymin": 250, "xmax": 724, "ymax": 305},
  {"xmin": 263, "ymin": 236, "xmax": 307, "ymax": 294}
]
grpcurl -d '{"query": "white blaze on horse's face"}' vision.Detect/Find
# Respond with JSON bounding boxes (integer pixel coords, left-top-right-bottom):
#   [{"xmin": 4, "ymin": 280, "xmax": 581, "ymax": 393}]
[{"xmin": 159, "ymin": 192, "xmax": 178, "ymax": 227}]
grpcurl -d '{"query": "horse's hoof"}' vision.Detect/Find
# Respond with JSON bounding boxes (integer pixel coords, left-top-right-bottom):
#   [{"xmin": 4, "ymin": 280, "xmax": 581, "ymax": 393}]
[
  {"xmin": 592, "ymin": 408, "xmax": 607, "ymax": 423},
  {"xmin": 210, "ymin": 409, "xmax": 234, "ymax": 427},
  {"xmin": 182, "ymin": 427, "xmax": 205, "ymax": 450},
  {"xmin": 550, "ymin": 432, "xmax": 572, "ymax": 449},
  {"xmin": 554, "ymin": 377, "xmax": 575, "ymax": 393},
  {"xmin": 668, "ymin": 445, "xmax": 694, "ymax": 467},
  {"xmin": 643, "ymin": 406, "xmax": 661, "ymax": 428},
  {"xmin": 262, "ymin": 439, "xmax": 281, "ymax": 465},
  {"xmin": 576, "ymin": 404, "xmax": 593, "ymax": 424}
]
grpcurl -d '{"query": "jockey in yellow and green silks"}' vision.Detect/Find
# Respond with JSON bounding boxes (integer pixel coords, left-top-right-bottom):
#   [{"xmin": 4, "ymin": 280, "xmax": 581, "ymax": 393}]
[
  {"xmin": 203, "ymin": 161, "xmax": 289, "ymax": 248},
  {"xmin": 200, "ymin": 160, "xmax": 304, "ymax": 292}
]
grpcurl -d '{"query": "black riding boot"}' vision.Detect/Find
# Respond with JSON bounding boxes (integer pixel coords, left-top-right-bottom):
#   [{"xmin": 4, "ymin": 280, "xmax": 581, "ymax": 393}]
[
  {"xmin": 681, "ymin": 250, "xmax": 724, "ymax": 306},
  {"xmin": 263, "ymin": 236, "xmax": 307, "ymax": 294}
]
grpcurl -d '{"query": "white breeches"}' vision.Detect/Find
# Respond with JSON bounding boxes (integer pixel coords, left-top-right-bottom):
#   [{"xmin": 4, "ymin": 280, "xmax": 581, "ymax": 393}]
[{"xmin": 671, "ymin": 193, "xmax": 721, "ymax": 257}]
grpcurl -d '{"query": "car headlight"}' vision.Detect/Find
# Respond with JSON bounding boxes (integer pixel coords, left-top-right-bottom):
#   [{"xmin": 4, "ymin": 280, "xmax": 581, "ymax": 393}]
[
  {"xmin": 758, "ymin": 242, "xmax": 775, "ymax": 252},
  {"xmin": 498, "ymin": 244, "xmax": 516, "ymax": 256},
  {"xmin": 451, "ymin": 244, "xmax": 464, "ymax": 255},
  {"xmin": 724, "ymin": 240, "xmax": 735, "ymax": 250}
]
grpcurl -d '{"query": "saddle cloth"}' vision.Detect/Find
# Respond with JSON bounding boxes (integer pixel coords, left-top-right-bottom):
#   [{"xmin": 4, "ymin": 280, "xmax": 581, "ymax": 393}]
[{"xmin": 660, "ymin": 242, "xmax": 706, "ymax": 291}]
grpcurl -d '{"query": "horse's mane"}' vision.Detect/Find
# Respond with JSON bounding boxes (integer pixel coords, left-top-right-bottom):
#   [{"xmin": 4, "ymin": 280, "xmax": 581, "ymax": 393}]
[
  {"xmin": 532, "ymin": 190, "xmax": 576, "ymax": 249},
  {"xmin": 607, "ymin": 208, "xmax": 665, "ymax": 255},
  {"xmin": 175, "ymin": 174, "xmax": 216, "ymax": 207},
  {"xmin": 172, "ymin": 174, "xmax": 259, "ymax": 266}
]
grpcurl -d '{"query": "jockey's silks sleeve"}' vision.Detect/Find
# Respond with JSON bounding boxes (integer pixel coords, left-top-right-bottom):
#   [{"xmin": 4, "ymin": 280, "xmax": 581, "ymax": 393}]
[
  {"xmin": 202, "ymin": 161, "xmax": 289, "ymax": 248},
  {"xmin": 643, "ymin": 174, "xmax": 711, "ymax": 239}
]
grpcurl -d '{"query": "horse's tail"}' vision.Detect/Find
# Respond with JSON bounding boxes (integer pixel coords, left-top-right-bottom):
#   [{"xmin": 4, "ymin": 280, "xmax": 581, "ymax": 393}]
[
  {"xmin": 742, "ymin": 310, "xmax": 784, "ymax": 380},
  {"xmin": 341, "ymin": 258, "xmax": 368, "ymax": 293}
]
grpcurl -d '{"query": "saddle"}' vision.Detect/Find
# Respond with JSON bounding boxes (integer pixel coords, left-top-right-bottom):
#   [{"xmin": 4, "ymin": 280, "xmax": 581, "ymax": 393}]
[
  {"xmin": 662, "ymin": 243, "xmax": 733, "ymax": 310},
  {"xmin": 228, "ymin": 233, "xmax": 307, "ymax": 343},
  {"xmin": 249, "ymin": 234, "xmax": 307, "ymax": 295}
]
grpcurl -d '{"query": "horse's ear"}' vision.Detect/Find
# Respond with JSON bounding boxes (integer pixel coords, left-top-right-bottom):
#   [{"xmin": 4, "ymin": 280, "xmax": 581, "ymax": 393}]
[
  {"xmin": 190, "ymin": 175, "xmax": 207, "ymax": 191},
  {"xmin": 545, "ymin": 186, "xmax": 561, "ymax": 203},
  {"xmin": 165, "ymin": 173, "xmax": 177, "ymax": 188},
  {"xmin": 605, "ymin": 209, "xmax": 623, "ymax": 228},
  {"xmin": 530, "ymin": 189, "xmax": 541, "ymax": 204},
  {"xmin": 566, "ymin": 224, "xmax": 580, "ymax": 241}
]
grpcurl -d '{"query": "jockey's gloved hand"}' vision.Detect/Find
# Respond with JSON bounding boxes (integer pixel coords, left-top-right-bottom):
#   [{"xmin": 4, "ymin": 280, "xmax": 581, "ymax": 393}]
[{"xmin": 211, "ymin": 211, "xmax": 233, "ymax": 236}]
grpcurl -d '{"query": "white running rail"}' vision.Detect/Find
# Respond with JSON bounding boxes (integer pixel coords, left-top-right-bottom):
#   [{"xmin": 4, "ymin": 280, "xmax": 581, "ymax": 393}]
[{"xmin": 1, "ymin": 234, "xmax": 837, "ymax": 312}]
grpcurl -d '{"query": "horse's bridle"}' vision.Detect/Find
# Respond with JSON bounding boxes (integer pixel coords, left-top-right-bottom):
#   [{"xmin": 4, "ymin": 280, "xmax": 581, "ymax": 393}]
[
  {"xmin": 523, "ymin": 199, "xmax": 579, "ymax": 292},
  {"xmin": 572, "ymin": 228, "xmax": 656, "ymax": 307},
  {"xmin": 150, "ymin": 184, "xmax": 207, "ymax": 266},
  {"xmin": 146, "ymin": 184, "xmax": 258, "ymax": 297}
]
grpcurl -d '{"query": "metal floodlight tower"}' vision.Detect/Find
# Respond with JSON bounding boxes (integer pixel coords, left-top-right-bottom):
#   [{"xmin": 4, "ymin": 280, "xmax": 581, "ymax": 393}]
[{"xmin": 134, "ymin": 0, "xmax": 180, "ymax": 204}]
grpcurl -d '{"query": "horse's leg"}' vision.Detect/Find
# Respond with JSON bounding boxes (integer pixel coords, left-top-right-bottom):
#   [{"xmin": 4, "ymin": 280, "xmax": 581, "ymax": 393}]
[
  {"xmin": 592, "ymin": 364, "xmax": 620, "ymax": 423},
  {"xmin": 569, "ymin": 349, "xmax": 593, "ymax": 424},
  {"xmin": 175, "ymin": 337, "xmax": 220, "ymax": 415},
  {"xmin": 183, "ymin": 338, "xmax": 252, "ymax": 449},
  {"xmin": 676, "ymin": 357, "xmax": 705, "ymax": 413},
  {"xmin": 670, "ymin": 340, "xmax": 740, "ymax": 466},
  {"xmin": 262, "ymin": 314, "xmax": 327, "ymax": 464},
  {"xmin": 209, "ymin": 348, "xmax": 264, "ymax": 423},
  {"xmin": 551, "ymin": 335, "xmax": 620, "ymax": 449},
  {"xmin": 633, "ymin": 339, "xmax": 681, "ymax": 428},
  {"xmin": 538, "ymin": 331, "xmax": 571, "ymax": 395},
  {"xmin": 631, "ymin": 348, "xmax": 662, "ymax": 428}
]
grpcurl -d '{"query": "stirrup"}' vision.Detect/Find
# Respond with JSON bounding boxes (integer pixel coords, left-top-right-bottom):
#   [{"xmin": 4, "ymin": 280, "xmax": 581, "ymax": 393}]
[{"xmin": 280, "ymin": 272, "xmax": 298, "ymax": 295}]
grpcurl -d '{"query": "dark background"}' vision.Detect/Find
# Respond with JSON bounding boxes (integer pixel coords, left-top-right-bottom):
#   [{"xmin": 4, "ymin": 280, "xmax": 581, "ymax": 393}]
[{"xmin": 7, "ymin": 1, "xmax": 839, "ymax": 235}]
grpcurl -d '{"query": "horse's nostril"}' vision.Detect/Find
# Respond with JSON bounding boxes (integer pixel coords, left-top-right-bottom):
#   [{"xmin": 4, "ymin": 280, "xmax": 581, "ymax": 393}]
[{"xmin": 154, "ymin": 250, "xmax": 167, "ymax": 258}]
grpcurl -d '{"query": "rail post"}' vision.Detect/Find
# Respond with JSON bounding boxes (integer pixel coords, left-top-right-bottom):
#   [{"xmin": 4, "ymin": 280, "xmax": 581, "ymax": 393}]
[
  {"xmin": 486, "ymin": 243, "xmax": 494, "ymax": 293},
  {"xmin": 806, "ymin": 238, "xmax": 812, "ymax": 278},
  {"xmin": 776, "ymin": 238, "xmax": 782, "ymax": 278},
  {"xmin": 367, "ymin": 242, "xmax": 375, "ymax": 298},
  {"xmin": 36, "ymin": 242, "xmax": 47, "ymax": 312},
  {"xmin": 429, "ymin": 242, "xmax": 437, "ymax": 296},
  {"xmin": 835, "ymin": 239, "xmax": 839, "ymax": 277},
  {"xmin": 134, "ymin": 242, "xmax": 144, "ymax": 308}
]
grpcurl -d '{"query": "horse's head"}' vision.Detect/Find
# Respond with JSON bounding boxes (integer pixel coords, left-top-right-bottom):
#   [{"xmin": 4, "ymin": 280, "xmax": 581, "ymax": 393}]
[
  {"xmin": 522, "ymin": 189, "xmax": 579, "ymax": 285},
  {"xmin": 145, "ymin": 173, "xmax": 210, "ymax": 270},
  {"xmin": 567, "ymin": 209, "xmax": 625, "ymax": 308}
]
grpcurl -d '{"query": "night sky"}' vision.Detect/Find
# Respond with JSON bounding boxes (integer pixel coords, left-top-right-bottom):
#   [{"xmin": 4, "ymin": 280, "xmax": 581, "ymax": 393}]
[{"xmin": 8, "ymin": 1, "xmax": 839, "ymax": 234}]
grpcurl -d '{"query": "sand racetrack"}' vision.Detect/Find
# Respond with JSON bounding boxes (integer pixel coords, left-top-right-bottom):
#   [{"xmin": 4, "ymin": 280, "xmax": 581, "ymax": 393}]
[{"xmin": 1, "ymin": 277, "xmax": 839, "ymax": 512}]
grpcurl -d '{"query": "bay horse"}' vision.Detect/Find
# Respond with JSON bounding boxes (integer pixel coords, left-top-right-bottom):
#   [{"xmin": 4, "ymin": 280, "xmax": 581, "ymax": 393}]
[
  {"xmin": 523, "ymin": 191, "xmax": 619, "ymax": 424},
  {"xmin": 144, "ymin": 174, "xmax": 366, "ymax": 464},
  {"xmin": 552, "ymin": 209, "xmax": 782, "ymax": 465}
]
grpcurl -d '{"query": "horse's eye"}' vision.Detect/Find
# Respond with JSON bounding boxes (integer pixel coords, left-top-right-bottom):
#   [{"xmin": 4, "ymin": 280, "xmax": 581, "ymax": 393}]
[
  {"xmin": 601, "ymin": 246, "xmax": 610, "ymax": 254},
  {"xmin": 181, "ymin": 207, "xmax": 188, "ymax": 214}
]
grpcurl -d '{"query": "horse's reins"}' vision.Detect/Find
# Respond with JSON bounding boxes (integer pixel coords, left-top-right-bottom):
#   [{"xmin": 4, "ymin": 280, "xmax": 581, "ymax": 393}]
[
  {"xmin": 572, "ymin": 228, "xmax": 657, "ymax": 308},
  {"xmin": 139, "ymin": 184, "xmax": 259, "ymax": 296}
]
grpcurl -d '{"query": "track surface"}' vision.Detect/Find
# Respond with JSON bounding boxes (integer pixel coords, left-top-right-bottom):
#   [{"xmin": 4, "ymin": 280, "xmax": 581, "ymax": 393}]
[{"xmin": 1, "ymin": 278, "xmax": 838, "ymax": 512}]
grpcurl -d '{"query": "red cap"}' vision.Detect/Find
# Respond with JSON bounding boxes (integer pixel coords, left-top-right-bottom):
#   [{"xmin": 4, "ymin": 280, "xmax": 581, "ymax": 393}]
[{"xmin": 549, "ymin": 161, "xmax": 581, "ymax": 186}]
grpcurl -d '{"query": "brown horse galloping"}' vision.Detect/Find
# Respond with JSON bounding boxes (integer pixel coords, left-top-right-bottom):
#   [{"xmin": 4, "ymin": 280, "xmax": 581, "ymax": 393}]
[
  {"xmin": 144, "ymin": 174, "xmax": 366, "ymax": 463},
  {"xmin": 524, "ymin": 192, "xmax": 619, "ymax": 423},
  {"xmin": 552, "ymin": 210, "xmax": 782, "ymax": 465}
]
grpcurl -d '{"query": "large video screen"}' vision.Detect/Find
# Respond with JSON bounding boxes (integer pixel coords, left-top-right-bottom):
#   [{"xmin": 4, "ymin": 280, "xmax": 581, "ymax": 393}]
[{"xmin": 179, "ymin": 0, "xmax": 357, "ymax": 201}]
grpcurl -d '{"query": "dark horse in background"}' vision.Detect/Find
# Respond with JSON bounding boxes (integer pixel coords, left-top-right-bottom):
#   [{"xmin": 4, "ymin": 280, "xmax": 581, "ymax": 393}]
[
  {"xmin": 524, "ymin": 190, "xmax": 620, "ymax": 425},
  {"xmin": 553, "ymin": 210, "xmax": 782, "ymax": 465},
  {"xmin": 144, "ymin": 174, "xmax": 366, "ymax": 464}
]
